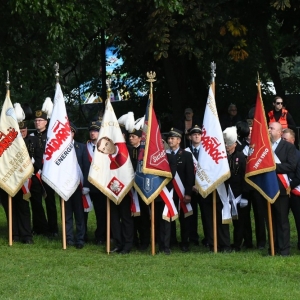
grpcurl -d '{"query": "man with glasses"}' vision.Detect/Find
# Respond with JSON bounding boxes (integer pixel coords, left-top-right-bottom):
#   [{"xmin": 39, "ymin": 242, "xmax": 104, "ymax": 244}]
[
  {"xmin": 267, "ymin": 96, "xmax": 296, "ymax": 131},
  {"xmin": 220, "ymin": 103, "xmax": 242, "ymax": 130},
  {"xmin": 31, "ymin": 109, "xmax": 58, "ymax": 237}
]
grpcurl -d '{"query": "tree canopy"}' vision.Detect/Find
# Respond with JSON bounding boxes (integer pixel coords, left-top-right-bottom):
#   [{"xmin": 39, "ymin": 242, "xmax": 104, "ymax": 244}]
[{"xmin": 0, "ymin": 0, "xmax": 299, "ymax": 127}]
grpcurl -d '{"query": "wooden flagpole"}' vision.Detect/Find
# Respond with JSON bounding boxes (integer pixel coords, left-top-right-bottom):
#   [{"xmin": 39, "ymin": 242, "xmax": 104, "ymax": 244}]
[
  {"xmin": 151, "ymin": 201, "xmax": 155, "ymax": 255},
  {"xmin": 61, "ymin": 198, "xmax": 66, "ymax": 249},
  {"xmin": 211, "ymin": 62, "xmax": 218, "ymax": 253},
  {"xmin": 107, "ymin": 198, "xmax": 111, "ymax": 254},
  {"xmin": 267, "ymin": 202, "xmax": 275, "ymax": 256},
  {"xmin": 8, "ymin": 195, "xmax": 12, "ymax": 246}
]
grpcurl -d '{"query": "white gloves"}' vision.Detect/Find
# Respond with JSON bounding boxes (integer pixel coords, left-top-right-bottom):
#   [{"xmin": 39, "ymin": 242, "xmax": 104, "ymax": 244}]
[{"xmin": 82, "ymin": 187, "xmax": 90, "ymax": 195}]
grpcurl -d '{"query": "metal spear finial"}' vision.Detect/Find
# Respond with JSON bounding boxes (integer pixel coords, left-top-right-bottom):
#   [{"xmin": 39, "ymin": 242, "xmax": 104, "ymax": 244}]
[
  {"xmin": 106, "ymin": 77, "xmax": 112, "ymax": 100},
  {"xmin": 211, "ymin": 62, "xmax": 216, "ymax": 83},
  {"xmin": 54, "ymin": 62, "xmax": 59, "ymax": 83},
  {"xmin": 146, "ymin": 71, "xmax": 156, "ymax": 95},
  {"xmin": 5, "ymin": 70, "xmax": 10, "ymax": 90}
]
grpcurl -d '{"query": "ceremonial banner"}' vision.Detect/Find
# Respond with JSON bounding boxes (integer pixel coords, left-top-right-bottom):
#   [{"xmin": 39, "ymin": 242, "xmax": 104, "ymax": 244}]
[
  {"xmin": 196, "ymin": 84, "xmax": 230, "ymax": 198},
  {"xmin": 245, "ymin": 81, "xmax": 279, "ymax": 203},
  {"xmin": 42, "ymin": 83, "xmax": 80, "ymax": 200},
  {"xmin": 0, "ymin": 90, "xmax": 34, "ymax": 196},
  {"xmin": 88, "ymin": 99, "xmax": 134, "ymax": 204},
  {"xmin": 134, "ymin": 97, "xmax": 172, "ymax": 205}
]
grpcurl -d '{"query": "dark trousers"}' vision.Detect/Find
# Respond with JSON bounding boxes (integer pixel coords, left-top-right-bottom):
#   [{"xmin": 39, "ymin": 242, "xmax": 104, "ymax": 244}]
[
  {"xmin": 206, "ymin": 195, "xmax": 230, "ymax": 251},
  {"xmin": 0, "ymin": 189, "xmax": 32, "ymax": 242},
  {"xmin": 251, "ymin": 190, "xmax": 267, "ymax": 248},
  {"xmin": 110, "ymin": 195, "xmax": 133, "ymax": 251},
  {"xmin": 44, "ymin": 182, "xmax": 58, "ymax": 234},
  {"xmin": 290, "ymin": 193, "xmax": 300, "ymax": 248},
  {"xmin": 154, "ymin": 200, "xmax": 171, "ymax": 250},
  {"xmin": 171, "ymin": 198, "xmax": 191, "ymax": 247},
  {"xmin": 133, "ymin": 199, "xmax": 150, "ymax": 247},
  {"xmin": 65, "ymin": 187, "xmax": 85, "ymax": 246},
  {"xmin": 189, "ymin": 192, "xmax": 211, "ymax": 244},
  {"xmin": 90, "ymin": 191, "xmax": 107, "ymax": 242},
  {"xmin": 232, "ymin": 204, "xmax": 249, "ymax": 249},
  {"xmin": 30, "ymin": 175, "xmax": 49, "ymax": 235},
  {"xmin": 271, "ymin": 194, "xmax": 290, "ymax": 255}
]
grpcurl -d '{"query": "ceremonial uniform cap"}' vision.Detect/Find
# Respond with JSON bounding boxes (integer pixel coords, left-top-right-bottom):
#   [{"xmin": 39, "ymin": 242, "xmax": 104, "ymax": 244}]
[
  {"xmin": 34, "ymin": 110, "xmax": 48, "ymax": 120},
  {"xmin": 167, "ymin": 128, "xmax": 182, "ymax": 138},
  {"xmin": 188, "ymin": 125, "xmax": 202, "ymax": 135},
  {"xmin": 89, "ymin": 121, "xmax": 101, "ymax": 131},
  {"xmin": 14, "ymin": 103, "xmax": 27, "ymax": 129},
  {"xmin": 69, "ymin": 122, "xmax": 77, "ymax": 133}
]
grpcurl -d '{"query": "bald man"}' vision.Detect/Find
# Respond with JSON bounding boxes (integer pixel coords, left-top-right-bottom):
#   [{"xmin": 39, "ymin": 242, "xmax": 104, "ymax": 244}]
[{"xmin": 268, "ymin": 122, "xmax": 297, "ymax": 256}]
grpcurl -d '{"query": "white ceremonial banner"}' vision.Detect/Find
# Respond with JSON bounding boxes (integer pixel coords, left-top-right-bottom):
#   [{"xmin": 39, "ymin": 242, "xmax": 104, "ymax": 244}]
[
  {"xmin": 88, "ymin": 99, "xmax": 134, "ymax": 204},
  {"xmin": 0, "ymin": 90, "xmax": 34, "ymax": 196},
  {"xmin": 196, "ymin": 84, "xmax": 230, "ymax": 198},
  {"xmin": 42, "ymin": 83, "xmax": 79, "ymax": 200}
]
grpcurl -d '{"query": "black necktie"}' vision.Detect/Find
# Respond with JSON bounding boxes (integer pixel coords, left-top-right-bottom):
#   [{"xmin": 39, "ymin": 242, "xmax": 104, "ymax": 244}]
[
  {"xmin": 171, "ymin": 151, "xmax": 175, "ymax": 155},
  {"xmin": 193, "ymin": 148, "xmax": 199, "ymax": 160},
  {"xmin": 93, "ymin": 145, "xmax": 95, "ymax": 152}
]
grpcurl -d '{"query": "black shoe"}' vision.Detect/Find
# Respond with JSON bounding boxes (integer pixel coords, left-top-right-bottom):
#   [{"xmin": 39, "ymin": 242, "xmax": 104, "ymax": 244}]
[
  {"xmin": 164, "ymin": 248, "xmax": 171, "ymax": 255},
  {"xmin": 67, "ymin": 240, "xmax": 74, "ymax": 246},
  {"xmin": 95, "ymin": 240, "xmax": 104, "ymax": 246},
  {"xmin": 119, "ymin": 250, "xmax": 130, "ymax": 255},
  {"xmin": 258, "ymin": 246, "xmax": 265, "ymax": 250},
  {"xmin": 192, "ymin": 241, "xmax": 199, "ymax": 246},
  {"xmin": 48, "ymin": 232, "xmax": 58, "ymax": 239},
  {"xmin": 139, "ymin": 244, "xmax": 149, "ymax": 252},
  {"xmin": 76, "ymin": 244, "xmax": 84, "ymax": 249},
  {"xmin": 110, "ymin": 247, "xmax": 122, "ymax": 253},
  {"xmin": 23, "ymin": 239, "xmax": 34, "ymax": 244},
  {"xmin": 181, "ymin": 246, "xmax": 190, "ymax": 253}
]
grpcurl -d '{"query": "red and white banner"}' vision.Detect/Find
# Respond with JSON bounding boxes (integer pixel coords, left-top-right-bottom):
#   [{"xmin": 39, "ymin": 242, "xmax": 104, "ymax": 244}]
[
  {"xmin": 196, "ymin": 84, "xmax": 230, "ymax": 198},
  {"xmin": 0, "ymin": 90, "xmax": 33, "ymax": 196},
  {"xmin": 173, "ymin": 172, "xmax": 193, "ymax": 217},
  {"xmin": 274, "ymin": 153, "xmax": 291, "ymax": 195},
  {"xmin": 42, "ymin": 83, "xmax": 80, "ymax": 200},
  {"xmin": 88, "ymin": 99, "xmax": 134, "ymax": 204},
  {"xmin": 21, "ymin": 178, "xmax": 32, "ymax": 200},
  {"xmin": 129, "ymin": 188, "xmax": 140, "ymax": 216},
  {"xmin": 160, "ymin": 187, "xmax": 178, "ymax": 221}
]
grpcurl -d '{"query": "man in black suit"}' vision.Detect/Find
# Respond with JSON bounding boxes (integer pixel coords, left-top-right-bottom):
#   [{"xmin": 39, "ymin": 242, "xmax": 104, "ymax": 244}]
[
  {"xmin": 269, "ymin": 122, "xmax": 297, "ymax": 256},
  {"xmin": 187, "ymin": 125, "xmax": 210, "ymax": 247},
  {"xmin": 127, "ymin": 128, "xmax": 150, "ymax": 251},
  {"xmin": 86, "ymin": 121, "xmax": 107, "ymax": 245},
  {"xmin": 64, "ymin": 122, "xmax": 90, "ymax": 249},
  {"xmin": 31, "ymin": 109, "xmax": 58, "ymax": 237},
  {"xmin": 282, "ymin": 128, "xmax": 300, "ymax": 250},
  {"xmin": 166, "ymin": 128, "xmax": 194, "ymax": 252}
]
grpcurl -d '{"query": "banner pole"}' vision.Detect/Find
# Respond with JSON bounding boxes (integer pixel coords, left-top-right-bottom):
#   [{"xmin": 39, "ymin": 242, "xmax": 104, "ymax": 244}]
[
  {"xmin": 213, "ymin": 190, "xmax": 217, "ymax": 253},
  {"xmin": 267, "ymin": 202, "xmax": 275, "ymax": 256},
  {"xmin": 8, "ymin": 195, "xmax": 12, "ymax": 246},
  {"xmin": 151, "ymin": 201, "xmax": 155, "ymax": 255},
  {"xmin": 61, "ymin": 198, "xmax": 66, "ymax": 250},
  {"xmin": 106, "ymin": 198, "xmax": 110, "ymax": 254}
]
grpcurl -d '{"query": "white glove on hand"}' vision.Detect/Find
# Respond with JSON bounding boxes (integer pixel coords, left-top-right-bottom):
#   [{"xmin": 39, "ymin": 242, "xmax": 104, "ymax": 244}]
[{"xmin": 82, "ymin": 187, "xmax": 90, "ymax": 195}]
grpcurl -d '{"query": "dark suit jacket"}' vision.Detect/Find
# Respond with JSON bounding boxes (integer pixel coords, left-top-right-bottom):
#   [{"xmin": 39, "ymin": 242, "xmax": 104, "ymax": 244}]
[
  {"xmin": 275, "ymin": 139, "xmax": 297, "ymax": 195},
  {"xmin": 24, "ymin": 135, "xmax": 43, "ymax": 173},
  {"xmin": 74, "ymin": 141, "xmax": 89, "ymax": 187},
  {"xmin": 289, "ymin": 148, "xmax": 300, "ymax": 189},
  {"xmin": 171, "ymin": 149, "xmax": 194, "ymax": 198}
]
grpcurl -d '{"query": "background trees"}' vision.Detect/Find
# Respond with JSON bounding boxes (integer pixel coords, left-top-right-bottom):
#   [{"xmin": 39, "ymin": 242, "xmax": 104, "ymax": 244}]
[{"xmin": 0, "ymin": 0, "xmax": 299, "ymax": 128}]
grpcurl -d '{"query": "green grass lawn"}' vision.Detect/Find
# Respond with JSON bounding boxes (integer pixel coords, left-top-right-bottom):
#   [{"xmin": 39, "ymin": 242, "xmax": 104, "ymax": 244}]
[{"xmin": 1, "ymin": 200, "xmax": 300, "ymax": 300}]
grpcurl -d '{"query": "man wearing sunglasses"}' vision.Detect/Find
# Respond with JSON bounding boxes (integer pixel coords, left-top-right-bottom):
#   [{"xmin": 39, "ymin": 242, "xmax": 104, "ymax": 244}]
[{"xmin": 267, "ymin": 96, "xmax": 296, "ymax": 131}]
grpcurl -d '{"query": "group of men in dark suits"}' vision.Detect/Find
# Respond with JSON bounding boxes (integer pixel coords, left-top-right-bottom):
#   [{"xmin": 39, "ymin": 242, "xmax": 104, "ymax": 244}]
[{"xmin": 2, "ymin": 102, "xmax": 299, "ymax": 257}]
